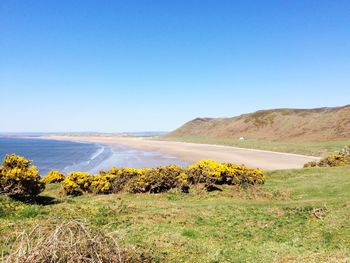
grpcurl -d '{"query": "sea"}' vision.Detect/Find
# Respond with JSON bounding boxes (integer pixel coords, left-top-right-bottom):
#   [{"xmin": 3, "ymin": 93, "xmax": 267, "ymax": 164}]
[{"xmin": 0, "ymin": 137, "xmax": 188, "ymax": 176}]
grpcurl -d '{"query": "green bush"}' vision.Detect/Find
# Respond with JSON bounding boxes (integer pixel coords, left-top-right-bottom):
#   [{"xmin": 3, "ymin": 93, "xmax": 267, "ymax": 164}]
[{"xmin": 0, "ymin": 154, "xmax": 45, "ymax": 198}]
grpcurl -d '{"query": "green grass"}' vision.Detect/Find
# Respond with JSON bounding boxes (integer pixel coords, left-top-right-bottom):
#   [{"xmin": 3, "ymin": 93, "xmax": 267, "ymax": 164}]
[
  {"xmin": 1, "ymin": 167, "xmax": 350, "ymax": 262},
  {"xmin": 161, "ymin": 135, "xmax": 350, "ymax": 157}
]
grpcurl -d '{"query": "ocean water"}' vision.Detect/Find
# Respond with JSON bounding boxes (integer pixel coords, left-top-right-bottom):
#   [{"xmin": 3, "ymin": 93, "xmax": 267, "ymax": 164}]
[{"xmin": 0, "ymin": 137, "xmax": 188, "ymax": 175}]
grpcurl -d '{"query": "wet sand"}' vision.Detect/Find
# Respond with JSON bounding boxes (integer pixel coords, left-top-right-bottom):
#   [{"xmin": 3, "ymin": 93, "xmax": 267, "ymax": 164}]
[{"xmin": 44, "ymin": 135, "xmax": 320, "ymax": 170}]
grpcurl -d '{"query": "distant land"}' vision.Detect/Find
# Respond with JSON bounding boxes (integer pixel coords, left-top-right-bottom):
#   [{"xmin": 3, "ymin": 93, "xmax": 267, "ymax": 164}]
[
  {"xmin": 168, "ymin": 105, "xmax": 350, "ymax": 142},
  {"xmin": 0, "ymin": 131, "xmax": 168, "ymax": 138}
]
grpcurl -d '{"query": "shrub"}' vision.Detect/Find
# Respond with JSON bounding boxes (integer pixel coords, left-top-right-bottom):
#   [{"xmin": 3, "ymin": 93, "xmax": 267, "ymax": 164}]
[
  {"xmin": 303, "ymin": 161, "xmax": 318, "ymax": 168},
  {"xmin": 0, "ymin": 154, "xmax": 45, "ymax": 198},
  {"xmin": 304, "ymin": 146, "xmax": 350, "ymax": 168},
  {"xmin": 187, "ymin": 160, "xmax": 227, "ymax": 185},
  {"xmin": 61, "ymin": 172, "xmax": 91, "ymax": 196},
  {"xmin": 90, "ymin": 173, "xmax": 115, "ymax": 194},
  {"xmin": 42, "ymin": 170, "xmax": 65, "ymax": 184},
  {"xmin": 223, "ymin": 163, "xmax": 242, "ymax": 185},
  {"xmin": 126, "ymin": 165, "xmax": 184, "ymax": 193},
  {"xmin": 237, "ymin": 165, "xmax": 265, "ymax": 185},
  {"xmin": 176, "ymin": 172, "xmax": 191, "ymax": 193},
  {"xmin": 107, "ymin": 167, "xmax": 147, "ymax": 193},
  {"xmin": 61, "ymin": 161, "xmax": 265, "ymax": 196},
  {"xmin": 317, "ymin": 153, "xmax": 350, "ymax": 167},
  {"xmin": 187, "ymin": 160, "xmax": 265, "ymax": 190}
]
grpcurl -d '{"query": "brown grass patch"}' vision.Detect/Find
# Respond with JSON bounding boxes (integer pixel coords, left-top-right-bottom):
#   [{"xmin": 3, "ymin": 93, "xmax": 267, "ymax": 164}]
[
  {"xmin": 268, "ymin": 207, "xmax": 285, "ymax": 217},
  {"xmin": 232, "ymin": 186, "xmax": 290, "ymax": 201},
  {"xmin": 2, "ymin": 220, "xmax": 151, "ymax": 263}
]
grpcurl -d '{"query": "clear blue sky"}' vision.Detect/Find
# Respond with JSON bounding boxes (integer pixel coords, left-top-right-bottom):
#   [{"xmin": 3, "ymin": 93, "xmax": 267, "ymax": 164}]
[{"xmin": 0, "ymin": 0, "xmax": 349, "ymax": 132}]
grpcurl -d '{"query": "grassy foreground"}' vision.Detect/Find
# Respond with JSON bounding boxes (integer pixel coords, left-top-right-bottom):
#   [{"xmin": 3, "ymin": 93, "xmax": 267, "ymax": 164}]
[
  {"xmin": 1, "ymin": 167, "xmax": 350, "ymax": 262},
  {"xmin": 162, "ymin": 135, "xmax": 350, "ymax": 157}
]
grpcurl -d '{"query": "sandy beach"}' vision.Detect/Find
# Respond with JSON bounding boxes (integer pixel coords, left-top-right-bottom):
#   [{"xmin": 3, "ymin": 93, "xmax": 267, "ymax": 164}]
[{"xmin": 44, "ymin": 135, "xmax": 320, "ymax": 170}]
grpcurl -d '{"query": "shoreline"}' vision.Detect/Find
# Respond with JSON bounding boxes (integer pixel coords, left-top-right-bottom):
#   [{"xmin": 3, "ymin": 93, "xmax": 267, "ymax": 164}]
[
  {"xmin": 0, "ymin": 137, "xmax": 110, "ymax": 175},
  {"xmin": 42, "ymin": 135, "xmax": 320, "ymax": 170},
  {"xmin": 16, "ymin": 136, "xmax": 189, "ymax": 172}
]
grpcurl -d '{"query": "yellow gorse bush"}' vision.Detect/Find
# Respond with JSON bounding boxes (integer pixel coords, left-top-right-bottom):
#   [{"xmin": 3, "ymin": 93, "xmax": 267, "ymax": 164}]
[
  {"xmin": 0, "ymin": 153, "xmax": 265, "ymax": 198},
  {"xmin": 126, "ymin": 165, "xmax": 184, "ymax": 193},
  {"xmin": 90, "ymin": 173, "xmax": 116, "ymax": 194},
  {"xmin": 187, "ymin": 160, "xmax": 264, "ymax": 187},
  {"xmin": 304, "ymin": 145, "xmax": 350, "ymax": 168},
  {"xmin": 102, "ymin": 167, "xmax": 148, "ymax": 193},
  {"xmin": 0, "ymin": 154, "xmax": 45, "ymax": 198},
  {"xmin": 188, "ymin": 160, "xmax": 227, "ymax": 184},
  {"xmin": 42, "ymin": 170, "xmax": 65, "ymax": 184},
  {"xmin": 61, "ymin": 172, "xmax": 91, "ymax": 196},
  {"xmin": 58, "ymin": 160, "xmax": 265, "ymax": 196}
]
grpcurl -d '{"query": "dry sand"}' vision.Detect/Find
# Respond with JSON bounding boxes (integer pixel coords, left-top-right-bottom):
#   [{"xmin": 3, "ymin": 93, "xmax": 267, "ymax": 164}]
[{"xmin": 44, "ymin": 135, "xmax": 320, "ymax": 170}]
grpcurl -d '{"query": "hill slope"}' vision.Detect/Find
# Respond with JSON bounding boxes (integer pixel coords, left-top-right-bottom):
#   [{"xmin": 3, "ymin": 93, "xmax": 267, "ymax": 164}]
[
  {"xmin": 1, "ymin": 167, "xmax": 350, "ymax": 262},
  {"xmin": 169, "ymin": 105, "xmax": 350, "ymax": 142}
]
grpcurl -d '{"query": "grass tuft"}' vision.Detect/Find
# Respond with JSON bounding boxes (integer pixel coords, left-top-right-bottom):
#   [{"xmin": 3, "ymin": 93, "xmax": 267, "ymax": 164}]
[{"xmin": 2, "ymin": 220, "xmax": 151, "ymax": 263}]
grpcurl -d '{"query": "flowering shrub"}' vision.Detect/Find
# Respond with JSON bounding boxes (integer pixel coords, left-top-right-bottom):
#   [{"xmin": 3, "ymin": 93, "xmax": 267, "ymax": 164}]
[
  {"xmin": 304, "ymin": 153, "xmax": 350, "ymax": 167},
  {"xmin": 90, "ymin": 174, "xmax": 115, "ymax": 194},
  {"xmin": 224, "ymin": 163, "xmax": 243, "ymax": 185},
  {"xmin": 187, "ymin": 160, "xmax": 227, "ymax": 185},
  {"xmin": 62, "ymin": 172, "xmax": 91, "ymax": 196},
  {"xmin": 176, "ymin": 172, "xmax": 190, "ymax": 193},
  {"xmin": 126, "ymin": 165, "xmax": 184, "ymax": 193},
  {"xmin": 60, "ymin": 160, "xmax": 265, "ymax": 196},
  {"xmin": 188, "ymin": 160, "xmax": 265, "ymax": 189},
  {"xmin": 107, "ymin": 167, "xmax": 147, "ymax": 193},
  {"xmin": 236, "ymin": 165, "xmax": 265, "ymax": 185},
  {"xmin": 304, "ymin": 146, "xmax": 350, "ymax": 168},
  {"xmin": 42, "ymin": 170, "xmax": 65, "ymax": 184},
  {"xmin": 0, "ymin": 154, "xmax": 45, "ymax": 198}
]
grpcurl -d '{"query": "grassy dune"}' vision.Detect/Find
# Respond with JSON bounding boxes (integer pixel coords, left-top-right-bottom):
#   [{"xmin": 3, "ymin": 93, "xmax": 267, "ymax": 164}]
[
  {"xmin": 168, "ymin": 105, "xmax": 350, "ymax": 144},
  {"xmin": 1, "ymin": 167, "xmax": 350, "ymax": 262},
  {"xmin": 162, "ymin": 135, "xmax": 350, "ymax": 157}
]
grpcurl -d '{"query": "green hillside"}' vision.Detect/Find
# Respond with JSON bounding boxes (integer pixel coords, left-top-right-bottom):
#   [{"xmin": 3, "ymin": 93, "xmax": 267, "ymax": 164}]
[{"xmin": 1, "ymin": 167, "xmax": 350, "ymax": 262}]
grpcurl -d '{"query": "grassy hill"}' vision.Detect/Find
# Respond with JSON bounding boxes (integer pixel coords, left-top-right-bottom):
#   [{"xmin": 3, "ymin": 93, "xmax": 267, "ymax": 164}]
[
  {"xmin": 1, "ymin": 166, "xmax": 350, "ymax": 262},
  {"xmin": 166, "ymin": 105, "xmax": 350, "ymax": 156}
]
